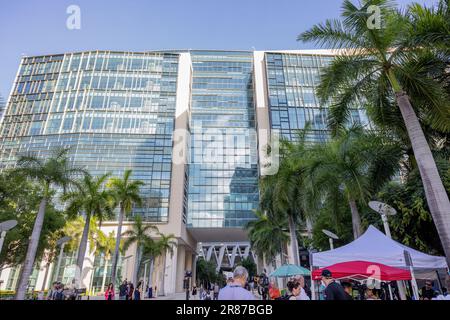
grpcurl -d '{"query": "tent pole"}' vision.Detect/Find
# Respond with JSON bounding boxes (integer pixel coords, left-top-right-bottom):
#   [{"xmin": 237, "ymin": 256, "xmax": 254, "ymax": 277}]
[
  {"xmin": 397, "ymin": 281, "xmax": 407, "ymax": 300},
  {"xmin": 435, "ymin": 270, "xmax": 443, "ymax": 294},
  {"xmin": 388, "ymin": 283, "xmax": 393, "ymax": 300},
  {"xmin": 309, "ymin": 251, "xmax": 316, "ymax": 301}
]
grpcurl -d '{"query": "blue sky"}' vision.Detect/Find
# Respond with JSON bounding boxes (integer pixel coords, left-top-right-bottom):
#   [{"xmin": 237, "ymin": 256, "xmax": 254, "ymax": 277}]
[{"xmin": 0, "ymin": 0, "xmax": 435, "ymax": 97}]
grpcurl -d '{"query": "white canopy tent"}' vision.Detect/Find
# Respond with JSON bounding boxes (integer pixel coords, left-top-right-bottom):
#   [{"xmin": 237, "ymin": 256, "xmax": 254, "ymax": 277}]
[{"xmin": 312, "ymin": 225, "xmax": 448, "ymax": 270}]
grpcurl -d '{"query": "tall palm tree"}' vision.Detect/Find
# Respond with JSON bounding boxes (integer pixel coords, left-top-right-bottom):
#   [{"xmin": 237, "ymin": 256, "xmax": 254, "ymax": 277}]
[
  {"xmin": 260, "ymin": 129, "xmax": 317, "ymax": 266},
  {"xmin": 62, "ymin": 173, "xmax": 114, "ymax": 277},
  {"xmin": 298, "ymin": 0, "xmax": 450, "ymax": 263},
  {"xmin": 246, "ymin": 210, "xmax": 289, "ymax": 267},
  {"xmin": 156, "ymin": 233, "xmax": 177, "ymax": 296},
  {"xmin": 122, "ymin": 215, "xmax": 158, "ymax": 285},
  {"xmin": 107, "ymin": 169, "xmax": 144, "ymax": 285},
  {"xmin": 14, "ymin": 147, "xmax": 84, "ymax": 300},
  {"xmin": 309, "ymin": 126, "xmax": 402, "ymax": 238}
]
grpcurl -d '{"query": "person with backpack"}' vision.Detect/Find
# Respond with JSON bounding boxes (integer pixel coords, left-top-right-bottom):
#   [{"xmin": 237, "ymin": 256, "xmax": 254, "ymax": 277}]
[
  {"xmin": 277, "ymin": 280, "xmax": 302, "ymax": 300},
  {"xmin": 53, "ymin": 282, "xmax": 65, "ymax": 300}
]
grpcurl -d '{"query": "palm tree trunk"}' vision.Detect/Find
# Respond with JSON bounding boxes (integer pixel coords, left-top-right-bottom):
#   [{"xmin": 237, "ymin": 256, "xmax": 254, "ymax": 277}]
[
  {"xmin": 15, "ymin": 197, "xmax": 47, "ymax": 300},
  {"xmin": 349, "ymin": 199, "xmax": 363, "ymax": 239},
  {"xmin": 395, "ymin": 91, "xmax": 450, "ymax": 266},
  {"xmin": 110, "ymin": 204, "xmax": 124, "ymax": 286},
  {"xmin": 287, "ymin": 214, "xmax": 300, "ymax": 266},
  {"xmin": 160, "ymin": 251, "xmax": 167, "ymax": 296},
  {"xmin": 76, "ymin": 211, "xmax": 91, "ymax": 276},
  {"xmin": 101, "ymin": 257, "xmax": 109, "ymax": 292},
  {"xmin": 40, "ymin": 261, "xmax": 51, "ymax": 291}
]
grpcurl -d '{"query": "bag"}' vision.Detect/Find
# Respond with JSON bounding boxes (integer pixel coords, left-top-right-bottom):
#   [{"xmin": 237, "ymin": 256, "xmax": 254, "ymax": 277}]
[{"xmin": 275, "ymin": 294, "xmax": 294, "ymax": 301}]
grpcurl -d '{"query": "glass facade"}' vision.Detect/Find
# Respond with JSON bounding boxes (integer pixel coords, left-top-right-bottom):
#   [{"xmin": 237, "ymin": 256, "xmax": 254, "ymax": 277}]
[
  {"xmin": 187, "ymin": 51, "xmax": 259, "ymax": 228},
  {"xmin": 0, "ymin": 51, "xmax": 179, "ymax": 222},
  {"xmin": 0, "ymin": 50, "xmax": 366, "ymax": 235},
  {"xmin": 265, "ymin": 52, "xmax": 371, "ymax": 142}
]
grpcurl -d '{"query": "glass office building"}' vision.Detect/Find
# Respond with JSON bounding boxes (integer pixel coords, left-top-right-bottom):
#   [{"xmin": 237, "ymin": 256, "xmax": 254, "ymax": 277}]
[
  {"xmin": 265, "ymin": 52, "xmax": 371, "ymax": 142},
  {"xmin": 0, "ymin": 50, "xmax": 369, "ymax": 293},
  {"xmin": 187, "ymin": 51, "xmax": 259, "ymax": 229},
  {"xmin": 0, "ymin": 51, "xmax": 179, "ymax": 222}
]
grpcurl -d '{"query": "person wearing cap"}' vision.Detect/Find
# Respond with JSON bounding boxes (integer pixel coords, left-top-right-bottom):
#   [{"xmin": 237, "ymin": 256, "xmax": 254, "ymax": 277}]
[
  {"xmin": 321, "ymin": 269, "xmax": 348, "ymax": 301},
  {"xmin": 218, "ymin": 266, "xmax": 256, "ymax": 300}
]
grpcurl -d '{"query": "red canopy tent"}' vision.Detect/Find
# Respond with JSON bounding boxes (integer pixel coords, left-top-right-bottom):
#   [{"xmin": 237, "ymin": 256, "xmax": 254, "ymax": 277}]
[{"xmin": 312, "ymin": 261, "xmax": 412, "ymax": 281}]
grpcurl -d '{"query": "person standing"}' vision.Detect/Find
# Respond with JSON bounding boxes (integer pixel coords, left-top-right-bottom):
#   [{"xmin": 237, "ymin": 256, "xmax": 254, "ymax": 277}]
[
  {"xmin": 292, "ymin": 275, "xmax": 310, "ymax": 300},
  {"xmin": 213, "ymin": 283, "xmax": 220, "ymax": 300},
  {"xmin": 105, "ymin": 283, "xmax": 115, "ymax": 300},
  {"xmin": 53, "ymin": 283, "xmax": 65, "ymax": 300},
  {"xmin": 285, "ymin": 280, "xmax": 303, "ymax": 300},
  {"xmin": 128, "ymin": 282, "xmax": 134, "ymax": 301},
  {"xmin": 321, "ymin": 270, "xmax": 348, "ymax": 301},
  {"xmin": 134, "ymin": 281, "xmax": 142, "ymax": 300},
  {"xmin": 192, "ymin": 285, "xmax": 198, "ymax": 300},
  {"xmin": 119, "ymin": 281, "xmax": 128, "ymax": 300},
  {"xmin": 47, "ymin": 282, "xmax": 58, "ymax": 300},
  {"xmin": 218, "ymin": 266, "xmax": 255, "ymax": 300},
  {"xmin": 420, "ymin": 281, "xmax": 436, "ymax": 300},
  {"xmin": 269, "ymin": 281, "xmax": 281, "ymax": 300},
  {"xmin": 341, "ymin": 282, "xmax": 354, "ymax": 300}
]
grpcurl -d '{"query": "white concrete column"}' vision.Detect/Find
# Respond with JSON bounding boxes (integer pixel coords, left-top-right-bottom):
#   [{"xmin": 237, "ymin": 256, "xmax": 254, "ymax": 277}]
[
  {"xmin": 176, "ymin": 245, "xmax": 186, "ymax": 293},
  {"xmin": 164, "ymin": 246, "xmax": 178, "ymax": 295}
]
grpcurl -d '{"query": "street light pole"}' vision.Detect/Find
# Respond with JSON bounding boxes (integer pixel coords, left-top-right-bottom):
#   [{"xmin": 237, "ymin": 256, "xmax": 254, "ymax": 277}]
[
  {"xmin": 328, "ymin": 238, "xmax": 334, "ymax": 250},
  {"xmin": 381, "ymin": 213, "xmax": 392, "ymax": 239},
  {"xmin": 322, "ymin": 230, "xmax": 339, "ymax": 250}
]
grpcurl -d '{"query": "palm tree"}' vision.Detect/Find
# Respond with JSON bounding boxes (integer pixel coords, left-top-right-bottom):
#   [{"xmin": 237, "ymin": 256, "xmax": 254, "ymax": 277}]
[
  {"xmin": 246, "ymin": 210, "xmax": 289, "ymax": 267},
  {"xmin": 309, "ymin": 126, "xmax": 402, "ymax": 238},
  {"xmin": 156, "ymin": 233, "xmax": 177, "ymax": 296},
  {"xmin": 107, "ymin": 169, "xmax": 144, "ymax": 286},
  {"xmin": 14, "ymin": 147, "xmax": 84, "ymax": 300},
  {"xmin": 122, "ymin": 215, "xmax": 158, "ymax": 285},
  {"xmin": 298, "ymin": 0, "xmax": 450, "ymax": 263},
  {"xmin": 260, "ymin": 129, "xmax": 317, "ymax": 266},
  {"xmin": 142, "ymin": 238, "xmax": 163, "ymax": 293},
  {"xmin": 95, "ymin": 230, "xmax": 117, "ymax": 292},
  {"xmin": 62, "ymin": 173, "xmax": 114, "ymax": 277}
]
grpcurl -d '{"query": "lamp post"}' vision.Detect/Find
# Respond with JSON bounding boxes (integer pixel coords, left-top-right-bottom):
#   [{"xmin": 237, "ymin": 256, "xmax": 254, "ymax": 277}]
[
  {"xmin": 53, "ymin": 236, "xmax": 72, "ymax": 283},
  {"xmin": 322, "ymin": 229, "xmax": 339, "ymax": 250},
  {"xmin": 369, "ymin": 201, "xmax": 396, "ymax": 238}
]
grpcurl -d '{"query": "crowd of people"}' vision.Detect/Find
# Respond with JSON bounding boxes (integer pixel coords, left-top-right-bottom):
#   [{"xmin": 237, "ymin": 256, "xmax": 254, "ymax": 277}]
[
  {"xmin": 211, "ymin": 266, "xmax": 450, "ymax": 301},
  {"xmin": 41, "ymin": 266, "xmax": 449, "ymax": 301}
]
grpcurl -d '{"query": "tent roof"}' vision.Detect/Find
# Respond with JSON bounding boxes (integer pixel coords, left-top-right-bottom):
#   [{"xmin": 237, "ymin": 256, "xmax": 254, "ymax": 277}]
[
  {"xmin": 312, "ymin": 261, "xmax": 412, "ymax": 281},
  {"xmin": 312, "ymin": 225, "xmax": 447, "ymax": 269}
]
